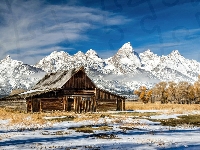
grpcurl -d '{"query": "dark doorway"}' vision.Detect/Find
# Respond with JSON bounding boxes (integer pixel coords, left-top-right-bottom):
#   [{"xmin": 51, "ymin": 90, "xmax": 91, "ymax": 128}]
[
  {"xmin": 67, "ymin": 98, "xmax": 74, "ymax": 111},
  {"xmin": 32, "ymin": 99, "xmax": 40, "ymax": 112}
]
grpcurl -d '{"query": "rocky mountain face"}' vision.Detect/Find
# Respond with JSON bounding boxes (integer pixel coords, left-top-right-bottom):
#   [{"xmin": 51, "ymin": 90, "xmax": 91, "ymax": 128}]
[
  {"xmin": 0, "ymin": 56, "xmax": 45, "ymax": 95},
  {"xmin": 1, "ymin": 42, "xmax": 200, "ymax": 96}
]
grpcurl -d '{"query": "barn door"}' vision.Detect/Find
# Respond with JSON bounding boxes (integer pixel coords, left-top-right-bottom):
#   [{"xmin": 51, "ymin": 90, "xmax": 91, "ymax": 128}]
[
  {"xmin": 67, "ymin": 98, "xmax": 74, "ymax": 111},
  {"xmin": 32, "ymin": 99, "xmax": 40, "ymax": 112}
]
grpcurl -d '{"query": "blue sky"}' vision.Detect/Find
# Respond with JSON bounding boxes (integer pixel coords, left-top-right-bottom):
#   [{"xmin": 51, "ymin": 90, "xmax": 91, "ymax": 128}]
[{"xmin": 1, "ymin": 0, "xmax": 200, "ymax": 64}]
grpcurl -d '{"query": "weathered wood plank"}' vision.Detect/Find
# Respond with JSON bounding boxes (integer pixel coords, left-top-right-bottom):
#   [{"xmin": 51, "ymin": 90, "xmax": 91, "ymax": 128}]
[{"xmin": 0, "ymin": 99, "xmax": 27, "ymax": 112}]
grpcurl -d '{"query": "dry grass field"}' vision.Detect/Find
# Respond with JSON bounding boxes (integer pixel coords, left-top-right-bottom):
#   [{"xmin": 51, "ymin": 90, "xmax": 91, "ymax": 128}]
[
  {"xmin": 125, "ymin": 101, "xmax": 200, "ymax": 113},
  {"xmin": 0, "ymin": 101, "xmax": 200, "ymax": 127},
  {"xmin": 0, "ymin": 108, "xmax": 109, "ymax": 126}
]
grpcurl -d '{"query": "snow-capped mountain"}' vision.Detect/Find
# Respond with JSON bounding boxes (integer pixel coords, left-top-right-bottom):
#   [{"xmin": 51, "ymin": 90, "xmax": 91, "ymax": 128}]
[
  {"xmin": 106, "ymin": 42, "xmax": 141, "ymax": 74},
  {"xmin": 1, "ymin": 42, "xmax": 200, "ymax": 96},
  {"xmin": 140, "ymin": 49, "xmax": 200, "ymax": 82},
  {"xmin": 0, "ymin": 56, "xmax": 45, "ymax": 95},
  {"xmin": 35, "ymin": 42, "xmax": 200, "ymax": 82},
  {"xmin": 35, "ymin": 49, "xmax": 106, "ymax": 73}
]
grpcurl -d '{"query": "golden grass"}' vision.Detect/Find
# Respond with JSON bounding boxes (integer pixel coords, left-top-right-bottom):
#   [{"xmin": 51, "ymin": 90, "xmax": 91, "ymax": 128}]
[
  {"xmin": 0, "ymin": 101, "xmax": 200, "ymax": 128},
  {"xmin": 68, "ymin": 125, "xmax": 112, "ymax": 133},
  {"xmin": 0, "ymin": 108, "xmax": 46, "ymax": 127},
  {"xmin": 125, "ymin": 101, "xmax": 200, "ymax": 113},
  {"xmin": 0, "ymin": 108, "xmax": 78, "ymax": 127},
  {"xmin": 150, "ymin": 115, "xmax": 200, "ymax": 127},
  {"xmin": 0, "ymin": 108, "xmax": 113, "ymax": 128}
]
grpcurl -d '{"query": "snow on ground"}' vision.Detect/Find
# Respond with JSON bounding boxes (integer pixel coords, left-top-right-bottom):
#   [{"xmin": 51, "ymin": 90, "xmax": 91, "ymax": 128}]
[{"xmin": 0, "ymin": 111, "xmax": 200, "ymax": 150}]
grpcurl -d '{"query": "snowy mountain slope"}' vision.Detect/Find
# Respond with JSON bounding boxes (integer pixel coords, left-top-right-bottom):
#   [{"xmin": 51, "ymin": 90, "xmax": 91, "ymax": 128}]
[
  {"xmin": 1, "ymin": 42, "xmax": 200, "ymax": 96},
  {"xmin": 0, "ymin": 56, "xmax": 45, "ymax": 95},
  {"xmin": 35, "ymin": 49, "xmax": 106, "ymax": 73},
  {"xmin": 140, "ymin": 49, "xmax": 200, "ymax": 82},
  {"xmin": 139, "ymin": 49, "xmax": 160, "ymax": 71},
  {"xmin": 107, "ymin": 42, "xmax": 141, "ymax": 74}
]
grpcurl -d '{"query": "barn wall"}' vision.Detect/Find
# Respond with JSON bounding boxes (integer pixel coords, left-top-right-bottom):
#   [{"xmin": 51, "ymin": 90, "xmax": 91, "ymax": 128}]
[
  {"xmin": 40, "ymin": 98, "xmax": 64, "ymax": 112},
  {"xmin": 73, "ymin": 96, "xmax": 97, "ymax": 113},
  {"xmin": 0, "ymin": 99, "xmax": 27, "ymax": 112},
  {"xmin": 95, "ymin": 89, "xmax": 125, "ymax": 111},
  {"xmin": 97, "ymin": 99, "xmax": 117, "ymax": 111}
]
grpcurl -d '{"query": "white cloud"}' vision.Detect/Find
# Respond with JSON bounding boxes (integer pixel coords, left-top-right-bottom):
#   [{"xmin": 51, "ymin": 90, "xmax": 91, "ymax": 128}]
[{"xmin": 0, "ymin": 0, "xmax": 130, "ymax": 64}]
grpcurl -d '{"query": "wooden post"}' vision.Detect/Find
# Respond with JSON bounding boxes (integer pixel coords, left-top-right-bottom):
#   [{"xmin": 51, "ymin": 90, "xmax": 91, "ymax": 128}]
[
  {"xmin": 74, "ymin": 97, "xmax": 77, "ymax": 113},
  {"xmin": 66, "ymin": 96, "xmax": 68, "ymax": 111},
  {"xmin": 63, "ymin": 97, "xmax": 66, "ymax": 111},
  {"xmin": 39, "ymin": 99, "xmax": 42, "ymax": 112},
  {"xmin": 80, "ymin": 97, "xmax": 82, "ymax": 113},
  {"xmin": 89, "ymin": 99, "xmax": 91, "ymax": 112},
  {"xmin": 77, "ymin": 97, "xmax": 81, "ymax": 113},
  {"xmin": 83, "ymin": 100, "xmax": 86, "ymax": 113},
  {"xmin": 25, "ymin": 100, "xmax": 28, "ymax": 113},
  {"xmin": 86, "ymin": 100, "xmax": 89, "ymax": 112},
  {"xmin": 116, "ymin": 98, "xmax": 119, "ymax": 111},
  {"xmin": 31, "ymin": 97, "xmax": 33, "ymax": 113},
  {"xmin": 93, "ymin": 96, "xmax": 97, "ymax": 112},
  {"xmin": 123, "ymin": 99, "xmax": 125, "ymax": 111},
  {"xmin": 94, "ymin": 89, "xmax": 97, "ymax": 112},
  {"xmin": 91, "ymin": 96, "xmax": 94, "ymax": 112},
  {"xmin": 120, "ymin": 99, "xmax": 123, "ymax": 111}
]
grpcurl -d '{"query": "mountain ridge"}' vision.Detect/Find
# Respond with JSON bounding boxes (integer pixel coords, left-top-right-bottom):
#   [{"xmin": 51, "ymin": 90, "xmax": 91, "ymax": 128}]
[{"xmin": 0, "ymin": 42, "xmax": 200, "ymax": 96}]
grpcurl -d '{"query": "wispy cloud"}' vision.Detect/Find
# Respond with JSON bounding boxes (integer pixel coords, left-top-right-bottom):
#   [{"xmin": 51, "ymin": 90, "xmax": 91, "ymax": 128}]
[{"xmin": 0, "ymin": 0, "xmax": 130, "ymax": 64}]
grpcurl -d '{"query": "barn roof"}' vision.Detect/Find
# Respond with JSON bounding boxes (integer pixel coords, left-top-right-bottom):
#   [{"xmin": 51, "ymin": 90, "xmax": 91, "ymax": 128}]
[{"xmin": 33, "ymin": 66, "xmax": 83, "ymax": 90}]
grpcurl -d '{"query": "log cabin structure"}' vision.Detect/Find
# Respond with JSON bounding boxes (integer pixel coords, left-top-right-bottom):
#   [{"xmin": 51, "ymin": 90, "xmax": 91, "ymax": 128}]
[{"xmin": 0, "ymin": 67, "xmax": 125, "ymax": 113}]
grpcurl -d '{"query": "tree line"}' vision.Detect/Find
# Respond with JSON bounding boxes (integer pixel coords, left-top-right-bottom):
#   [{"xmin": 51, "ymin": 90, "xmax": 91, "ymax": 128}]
[{"xmin": 134, "ymin": 75, "xmax": 200, "ymax": 104}]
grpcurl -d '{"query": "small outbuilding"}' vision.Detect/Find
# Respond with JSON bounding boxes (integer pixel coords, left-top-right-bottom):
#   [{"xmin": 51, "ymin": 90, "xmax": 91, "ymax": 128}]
[{"xmin": 0, "ymin": 67, "xmax": 125, "ymax": 113}]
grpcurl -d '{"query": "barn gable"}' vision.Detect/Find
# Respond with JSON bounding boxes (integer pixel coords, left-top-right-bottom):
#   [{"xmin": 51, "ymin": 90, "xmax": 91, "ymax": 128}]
[{"xmin": 62, "ymin": 68, "xmax": 96, "ymax": 90}]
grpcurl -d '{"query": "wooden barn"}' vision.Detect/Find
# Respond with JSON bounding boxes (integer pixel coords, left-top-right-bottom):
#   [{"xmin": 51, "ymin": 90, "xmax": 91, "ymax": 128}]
[{"xmin": 0, "ymin": 67, "xmax": 125, "ymax": 113}]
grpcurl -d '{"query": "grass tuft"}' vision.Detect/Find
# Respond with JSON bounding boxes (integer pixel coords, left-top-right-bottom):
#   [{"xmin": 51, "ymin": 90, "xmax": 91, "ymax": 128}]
[
  {"xmin": 68, "ymin": 125, "xmax": 113, "ymax": 133},
  {"xmin": 91, "ymin": 133, "xmax": 119, "ymax": 139},
  {"xmin": 150, "ymin": 115, "xmax": 200, "ymax": 127}
]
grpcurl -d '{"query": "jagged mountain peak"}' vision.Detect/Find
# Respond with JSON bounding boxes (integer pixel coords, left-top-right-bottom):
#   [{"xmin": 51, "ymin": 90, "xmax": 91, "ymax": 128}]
[
  {"xmin": 118, "ymin": 42, "xmax": 134, "ymax": 54},
  {"xmin": 163, "ymin": 50, "xmax": 183, "ymax": 62},
  {"xmin": 168, "ymin": 50, "xmax": 181, "ymax": 56},
  {"xmin": 108, "ymin": 42, "xmax": 141, "ymax": 73},
  {"xmin": 142, "ymin": 49, "xmax": 154, "ymax": 55},
  {"xmin": 85, "ymin": 49, "xmax": 98, "ymax": 56},
  {"xmin": 5, "ymin": 55, "xmax": 11, "ymax": 60},
  {"xmin": 121, "ymin": 42, "xmax": 132, "ymax": 48},
  {"xmin": 0, "ymin": 55, "xmax": 23, "ymax": 66},
  {"xmin": 2, "ymin": 55, "xmax": 12, "ymax": 62},
  {"xmin": 49, "ymin": 51, "xmax": 69, "ymax": 57},
  {"xmin": 74, "ymin": 51, "xmax": 85, "ymax": 56},
  {"xmin": 116, "ymin": 42, "xmax": 141, "ymax": 61},
  {"xmin": 139, "ymin": 49, "xmax": 160, "ymax": 71},
  {"xmin": 140, "ymin": 49, "xmax": 159, "ymax": 59}
]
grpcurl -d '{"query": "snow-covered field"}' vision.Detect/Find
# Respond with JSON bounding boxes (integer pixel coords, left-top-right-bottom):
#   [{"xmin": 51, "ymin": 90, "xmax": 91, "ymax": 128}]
[{"xmin": 0, "ymin": 111, "xmax": 200, "ymax": 150}]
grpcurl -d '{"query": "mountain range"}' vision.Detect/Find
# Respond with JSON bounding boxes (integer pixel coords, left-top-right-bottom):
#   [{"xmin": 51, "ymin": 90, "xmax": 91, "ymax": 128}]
[{"xmin": 1, "ymin": 42, "xmax": 200, "ymax": 97}]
